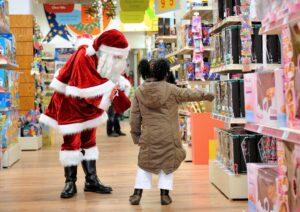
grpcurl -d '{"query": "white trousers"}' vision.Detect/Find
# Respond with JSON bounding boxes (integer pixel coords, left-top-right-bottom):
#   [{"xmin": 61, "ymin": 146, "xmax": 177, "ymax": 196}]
[{"xmin": 134, "ymin": 167, "xmax": 173, "ymax": 190}]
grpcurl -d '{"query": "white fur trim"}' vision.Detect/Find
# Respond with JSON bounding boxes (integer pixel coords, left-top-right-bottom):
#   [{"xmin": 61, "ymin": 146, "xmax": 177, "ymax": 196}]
[
  {"xmin": 99, "ymin": 44, "xmax": 130, "ymax": 57},
  {"xmin": 65, "ymin": 80, "xmax": 115, "ymax": 98},
  {"xmin": 59, "ymin": 150, "xmax": 83, "ymax": 167},
  {"xmin": 39, "ymin": 114, "xmax": 58, "ymax": 129},
  {"xmin": 59, "ymin": 113, "xmax": 108, "ymax": 135},
  {"xmin": 99, "ymin": 92, "xmax": 111, "ymax": 111},
  {"xmin": 118, "ymin": 75, "xmax": 131, "ymax": 97},
  {"xmin": 75, "ymin": 38, "xmax": 93, "ymax": 49},
  {"xmin": 54, "ymin": 68, "xmax": 61, "ymax": 78},
  {"xmin": 50, "ymin": 78, "xmax": 67, "ymax": 94},
  {"xmin": 86, "ymin": 44, "xmax": 97, "ymax": 56},
  {"xmin": 82, "ymin": 146, "xmax": 99, "ymax": 161}
]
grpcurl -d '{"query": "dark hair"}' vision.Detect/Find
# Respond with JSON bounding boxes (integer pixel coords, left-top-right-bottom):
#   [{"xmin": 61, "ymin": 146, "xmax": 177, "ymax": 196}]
[
  {"xmin": 152, "ymin": 59, "xmax": 170, "ymax": 81},
  {"xmin": 138, "ymin": 59, "xmax": 151, "ymax": 80},
  {"xmin": 166, "ymin": 71, "xmax": 176, "ymax": 84}
]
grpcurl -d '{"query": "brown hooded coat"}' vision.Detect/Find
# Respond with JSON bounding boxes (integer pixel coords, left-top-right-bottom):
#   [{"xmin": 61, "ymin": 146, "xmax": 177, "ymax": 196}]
[{"xmin": 130, "ymin": 81, "xmax": 214, "ymax": 174}]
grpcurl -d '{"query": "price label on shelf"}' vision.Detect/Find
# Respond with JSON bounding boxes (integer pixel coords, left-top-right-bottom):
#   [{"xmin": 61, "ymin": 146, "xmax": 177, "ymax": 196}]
[
  {"xmin": 257, "ymin": 125, "xmax": 263, "ymax": 134},
  {"xmin": 282, "ymin": 131, "xmax": 289, "ymax": 140},
  {"xmin": 156, "ymin": 0, "xmax": 179, "ymax": 14}
]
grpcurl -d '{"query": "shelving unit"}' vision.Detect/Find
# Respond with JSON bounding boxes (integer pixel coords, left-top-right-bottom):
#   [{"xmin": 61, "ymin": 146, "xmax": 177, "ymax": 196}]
[
  {"xmin": 183, "ymin": 6, "xmax": 213, "ymax": 20},
  {"xmin": 212, "ymin": 113, "xmax": 246, "ymax": 125},
  {"xmin": 0, "ymin": 56, "xmax": 19, "ymax": 69},
  {"xmin": 2, "ymin": 142, "xmax": 21, "ymax": 168},
  {"xmin": 210, "ymin": 16, "xmax": 241, "ymax": 35},
  {"xmin": 260, "ymin": 12, "xmax": 300, "ymax": 35},
  {"xmin": 210, "ymin": 63, "xmax": 281, "ymax": 74},
  {"xmin": 245, "ymin": 123, "xmax": 300, "ymax": 145},
  {"xmin": 155, "ymin": 35, "xmax": 177, "ymax": 43},
  {"xmin": 209, "ymin": 160, "xmax": 248, "ymax": 200}
]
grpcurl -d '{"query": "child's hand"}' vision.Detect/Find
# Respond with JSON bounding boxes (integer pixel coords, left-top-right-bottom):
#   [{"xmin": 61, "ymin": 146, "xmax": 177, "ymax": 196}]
[{"xmin": 109, "ymin": 86, "xmax": 120, "ymax": 101}]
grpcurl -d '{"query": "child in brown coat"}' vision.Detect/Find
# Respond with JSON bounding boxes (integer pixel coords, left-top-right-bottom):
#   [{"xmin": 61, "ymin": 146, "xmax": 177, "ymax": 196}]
[{"xmin": 129, "ymin": 59, "xmax": 214, "ymax": 205}]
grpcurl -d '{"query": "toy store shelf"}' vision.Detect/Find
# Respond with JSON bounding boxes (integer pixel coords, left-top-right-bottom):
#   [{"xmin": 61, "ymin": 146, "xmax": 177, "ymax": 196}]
[
  {"xmin": 179, "ymin": 110, "xmax": 191, "ymax": 117},
  {"xmin": 210, "ymin": 64, "xmax": 281, "ymax": 74},
  {"xmin": 2, "ymin": 142, "xmax": 21, "ymax": 168},
  {"xmin": 155, "ymin": 35, "xmax": 177, "ymax": 43},
  {"xmin": 259, "ymin": 11, "xmax": 300, "ymax": 35},
  {"xmin": 170, "ymin": 64, "xmax": 181, "ymax": 72},
  {"xmin": 209, "ymin": 160, "xmax": 248, "ymax": 200},
  {"xmin": 166, "ymin": 46, "xmax": 213, "ymax": 58},
  {"xmin": 183, "ymin": 6, "xmax": 213, "ymax": 20},
  {"xmin": 19, "ymin": 136, "xmax": 43, "ymax": 151},
  {"xmin": 245, "ymin": 123, "xmax": 300, "ymax": 145},
  {"xmin": 212, "ymin": 113, "xmax": 246, "ymax": 124},
  {"xmin": 0, "ymin": 56, "xmax": 18, "ymax": 70},
  {"xmin": 210, "ymin": 16, "xmax": 241, "ymax": 35}
]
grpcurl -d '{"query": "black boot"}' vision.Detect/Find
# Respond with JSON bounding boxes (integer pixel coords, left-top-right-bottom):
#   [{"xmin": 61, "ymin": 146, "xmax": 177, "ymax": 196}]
[
  {"xmin": 60, "ymin": 166, "xmax": 77, "ymax": 199},
  {"xmin": 129, "ymin": 189, "xmax": 143, "ymax": 205},
  {"xmin": 82, "ymin": 160, "xmax": 112, "ymax": 194},
  {"xmin": 160, "ymin": 189, "xmax": 172, "ymax": 205}
]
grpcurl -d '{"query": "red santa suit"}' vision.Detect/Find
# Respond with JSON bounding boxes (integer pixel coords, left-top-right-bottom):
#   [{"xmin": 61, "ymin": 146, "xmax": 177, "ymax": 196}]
[{"xmin": 39, "ymin": 30, "xmax": 131, "ymax": 167}]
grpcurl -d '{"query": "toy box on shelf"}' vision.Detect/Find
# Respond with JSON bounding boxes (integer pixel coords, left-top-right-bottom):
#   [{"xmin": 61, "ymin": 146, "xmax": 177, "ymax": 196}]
[
  {"xmin": 0, "ymin": 0, "xmax": 9, "ymax": 33},
  {"xmin": 18, "ymin": 109, "xmax": 42, "ymax": 151}
]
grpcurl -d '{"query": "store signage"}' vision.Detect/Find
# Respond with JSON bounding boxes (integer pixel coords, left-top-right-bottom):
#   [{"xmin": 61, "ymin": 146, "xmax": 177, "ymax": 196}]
[
  {"xmin": 44, "ymin": 4, "xmax": 74, "ymax": 13},
  {"xmin": 120, "ymin": 0, "xmax": 149, "ymax": 11},
  {"xmin": 155, "ymin": 0, "xmax": 179, "ymax": 14},
  {"xmin": 56, "ymin": 10, "xmax": 81, "ymax": 25}
]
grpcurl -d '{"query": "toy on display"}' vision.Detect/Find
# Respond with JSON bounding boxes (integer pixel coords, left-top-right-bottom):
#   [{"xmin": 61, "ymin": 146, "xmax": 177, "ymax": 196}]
[
  {"xmin": 247, "ymin": 163, "xmax": 279, "ymax": 212},
  {"xmin": 19, "ymin": 110, "xmax": 42, "ymax": 137},
  {"xmin": 0, "ymin": 0, "xmax": 9, "ymax": 33}
]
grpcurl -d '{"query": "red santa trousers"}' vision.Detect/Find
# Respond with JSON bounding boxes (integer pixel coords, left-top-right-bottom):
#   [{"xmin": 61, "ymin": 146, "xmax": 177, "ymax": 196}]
[{"xmin": 59, "ymin": 128, "xmax": 99, "ymax": 167}]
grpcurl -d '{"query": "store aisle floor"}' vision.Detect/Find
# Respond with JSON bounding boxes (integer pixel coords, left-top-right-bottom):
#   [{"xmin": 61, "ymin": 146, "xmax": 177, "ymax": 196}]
[{"xmin": 0, "ymin": 121, "xmax": 246, "ymax": 212}]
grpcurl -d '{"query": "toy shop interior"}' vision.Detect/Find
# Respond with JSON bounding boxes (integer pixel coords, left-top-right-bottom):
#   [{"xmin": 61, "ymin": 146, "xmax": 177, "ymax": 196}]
[{"xmin": 0, "ymin": 0, "xmax": 300, "ymax": 211}]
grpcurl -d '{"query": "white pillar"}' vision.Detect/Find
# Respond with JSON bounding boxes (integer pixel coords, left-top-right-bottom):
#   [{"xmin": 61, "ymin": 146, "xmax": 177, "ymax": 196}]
[{"xmin": 9, "ymin": 0, "xmax": 33, "ymax": 15}]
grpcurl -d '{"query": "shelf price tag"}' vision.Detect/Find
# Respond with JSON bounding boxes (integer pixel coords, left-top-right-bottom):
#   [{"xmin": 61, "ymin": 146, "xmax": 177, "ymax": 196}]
[
  {"xmin": 156, "ymin": 0, "xmax": 179, "ymax": 14},
  {"xmin": 257, "ymin": 125, "xmax": 263, "ymax": 134},
  {"xmin": 282, "ymin": 131, "xmax": 289, "ymax": 140}
]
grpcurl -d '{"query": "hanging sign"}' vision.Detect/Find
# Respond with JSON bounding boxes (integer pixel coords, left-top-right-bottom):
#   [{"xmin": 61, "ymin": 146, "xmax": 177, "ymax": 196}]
[
  {"xmin": 155, "ymin": 0, "xmax": 179, "ymax": 14},
  {"xmin": 44, "ymin": 4, "xmax": 74, "ymax": 13}
]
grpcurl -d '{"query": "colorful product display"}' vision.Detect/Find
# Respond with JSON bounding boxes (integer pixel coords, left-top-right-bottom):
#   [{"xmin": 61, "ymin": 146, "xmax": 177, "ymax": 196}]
[
  {"xmin": 247, "ymin": 163, "xmax": 279, "ymax": 212},
  {"xmin": 211, "ymin": 79, "xmax": 245, "ymax": 118},
  {"xmin": 19, "ymin": 110, "xmax": 42, "ymax": 137},
  {"xmin": 216, "ymin": 127, "xmax": 263, "ymax": 174},
  {"xmin": 0, "ymin": 0, "xmax": 9, "ymax": 33}
]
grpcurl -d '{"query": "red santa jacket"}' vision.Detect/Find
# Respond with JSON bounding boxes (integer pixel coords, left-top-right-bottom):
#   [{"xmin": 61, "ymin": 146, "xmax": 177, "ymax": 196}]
[{"xmin": 39, "ymin": 45, "xmax": 131, "ymax": 135}]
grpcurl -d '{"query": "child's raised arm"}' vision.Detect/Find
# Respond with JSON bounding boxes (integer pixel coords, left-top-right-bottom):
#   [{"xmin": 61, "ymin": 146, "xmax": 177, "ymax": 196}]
[
  {"xmin": 130, "ymin": 95, "xmax": 142, "ymax": 144},
  {"xmin": 172, "ymin": 85, "xmax": 215, "ymax": 103}
]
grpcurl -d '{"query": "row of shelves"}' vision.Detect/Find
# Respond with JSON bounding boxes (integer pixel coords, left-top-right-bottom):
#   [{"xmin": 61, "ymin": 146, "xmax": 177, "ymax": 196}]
[
  {"xmin": 245, "ymin": 123, "xmax": 300, "ymax": 145},
  {"xmin": 210, "ymin": 63, "xmax": 281, "ymax": 74},
  {"xmin": 165, "ymin": 45, "xmax": 214, "ymax": 58}
]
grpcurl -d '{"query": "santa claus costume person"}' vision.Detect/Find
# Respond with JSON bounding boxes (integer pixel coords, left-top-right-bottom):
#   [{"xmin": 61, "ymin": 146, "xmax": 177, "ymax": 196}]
[{"xmin": 39, "ymin": 30, "xmax": 131, "ymax": 199}]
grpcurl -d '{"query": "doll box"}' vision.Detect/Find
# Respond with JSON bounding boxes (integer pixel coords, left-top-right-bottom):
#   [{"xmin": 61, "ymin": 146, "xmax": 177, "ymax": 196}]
[
  {"xmin": 282, "ymin": 141, "xmax": 300, "ymax": 212},
  {"xmin": 247, "ymin": 163, "xmax": 279, "ymax": 212},
  {"xmin": 255, "ymin": 71, "xmax": 277, "ymax": 128},
  {"xmin": 0, "ymin": 92, "xmax": 10, "ymax": 108},
  {"xmin": 244, "ymin": 73, "xmax": 258, "ymax": 123},
  {"xmin": 274, "ymin": 68, "xmax": 287, "ymax": 128}
]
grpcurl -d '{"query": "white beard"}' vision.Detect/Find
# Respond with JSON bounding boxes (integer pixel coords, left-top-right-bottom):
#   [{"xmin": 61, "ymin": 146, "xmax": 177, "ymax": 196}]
[{"xmin": 97, "ymin": 53, "xmax": 126, "ymax": 83}]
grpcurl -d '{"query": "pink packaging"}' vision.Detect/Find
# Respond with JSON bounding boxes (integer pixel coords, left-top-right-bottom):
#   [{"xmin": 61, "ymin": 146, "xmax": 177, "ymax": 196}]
[
  {"xmin": 282, "ymin": 141, "xmax": 300, "ymax": 211},
  {"xmin": 255, "ymin": 72, "xmax": 277, "ymax": 128},
  {"xmin": 244, "ymin": 73, "xmax": 258, "ymax": 123},
  {"xmin": 274, "ymin": 68, "xmax": 287, "ymax": 128},
  {"xmin": 247, "ymin": 163, "xmax": 279, "ymax": 212}
]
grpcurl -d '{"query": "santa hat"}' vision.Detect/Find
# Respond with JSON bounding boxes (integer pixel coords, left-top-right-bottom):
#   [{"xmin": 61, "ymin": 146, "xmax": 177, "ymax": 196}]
[
  {"xmin": 75, "ymin": 34, "xmax": 93, "ymax": 49},
  {"xmin": 87, "ymin": 29, "xmax": 130, "ymax": 57}
]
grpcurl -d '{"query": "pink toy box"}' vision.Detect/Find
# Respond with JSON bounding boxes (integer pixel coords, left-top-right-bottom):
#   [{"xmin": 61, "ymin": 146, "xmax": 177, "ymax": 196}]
[
  {"xmin": 247, "ymin": 163, "xmax": 279, "ymax": 212},
  {"xmin": 244, "ymin": 73, "xmax": 258, "ymax": 123}
]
